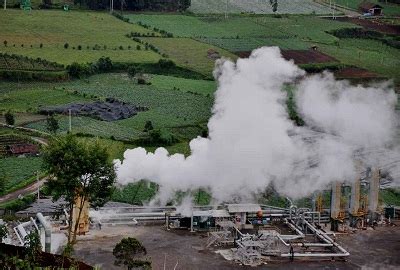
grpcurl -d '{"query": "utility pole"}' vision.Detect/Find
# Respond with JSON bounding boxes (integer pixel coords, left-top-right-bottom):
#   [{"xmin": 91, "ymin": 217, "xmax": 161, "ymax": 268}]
[
  {"xmin": 37, "ymin": 171, "xmax": 40, "ymax": 200},
  {"xmin": 4, "ymin": 0, "xmax": 6, "ymax": 10},
  {"xmin": 68, "ymin": 109, "xmax": 72, "ymax": 133},
  {"xmin": 225, "ymin": 0, "xmax": 228, "ymax": 19},
  {"xmin": 110, "ymin": 0, "xmax": 113, "ymax": 14}
]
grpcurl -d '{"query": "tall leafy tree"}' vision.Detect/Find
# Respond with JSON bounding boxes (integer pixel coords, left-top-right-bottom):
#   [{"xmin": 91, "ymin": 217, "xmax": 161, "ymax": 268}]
[
  {"xmin": 42, "ymin": 135, "xmax": 116, "ymax": 244},
  {"xmin": 113, "ymin": 237, "xmax": 150, "ymax": 270},
  {"xmin": 46, "ymin": 115, "xmax": 60, "ymax": 134}
]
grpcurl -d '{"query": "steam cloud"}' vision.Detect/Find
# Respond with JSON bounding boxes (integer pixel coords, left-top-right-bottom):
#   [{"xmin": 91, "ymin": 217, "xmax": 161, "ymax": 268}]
[{"xmin": 115, "ymin": 47, "xmax": 399, "ymax": 204}]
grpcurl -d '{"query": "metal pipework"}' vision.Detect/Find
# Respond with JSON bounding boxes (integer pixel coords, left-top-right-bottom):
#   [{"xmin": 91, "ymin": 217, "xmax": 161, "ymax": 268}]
[{"xmin": 36, "ymin": 213, "xmax": 51, "ymax": 253}]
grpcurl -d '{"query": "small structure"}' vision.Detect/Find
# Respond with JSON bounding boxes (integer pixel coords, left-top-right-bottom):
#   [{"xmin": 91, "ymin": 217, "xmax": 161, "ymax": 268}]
[
  {"xmin": 359, "ymin": 2, "xmax": 383, "ymax": 16},
  {"xmin": 227, "ymin": 204, "xmax": 262, "ymax": 228},
  {"xmin": 191, "ymin": 209, "xmax": 230, "ymax": 231}
]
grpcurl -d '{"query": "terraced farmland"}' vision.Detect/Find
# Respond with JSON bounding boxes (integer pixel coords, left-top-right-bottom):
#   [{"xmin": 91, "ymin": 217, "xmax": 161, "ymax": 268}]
[
  {"xmin": 0, "ymin": 9, "xmax": 161, "ymax": 65},
  {"xmin": 189, "ymin": 0, "xmax": 333, "ymax": 14}
]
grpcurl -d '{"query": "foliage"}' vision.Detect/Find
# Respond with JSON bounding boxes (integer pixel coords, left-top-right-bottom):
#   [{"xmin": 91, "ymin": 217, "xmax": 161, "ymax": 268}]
[
  {"xmin": 0, "ymin": 224, "xmax": 7, "ymax": 243},
  {"xmin": 144, "ymin": 120, "xmax": 154, "ymax": 132},
  {"xmin": 285, "ymin": 86, "xmax": 304, "ymax": 126},
  {"xmin": 24, "ymin": 230, "xmax": 42, "ymax": 262},
  {"xmin": 112, "ymin": 181, "xmax": 158, "ymax": 206},
  {"xmin": 0, "ymin": 194, "xmax": 36, "ymax": 212},
  {"xmin": 4, "ymin": 111, "xmax": 15, "ymax": 125},
  {"xmin": 46, "ymin": 114, "xmax": 59, "ymax": 134},
  {"xmin": 113, "ymin": 237, "xmax": 150, "ymax": 270},
  {"xmin": 96, "ymin": 57, "xmax": 113, "ymax": 72},
  {"xmin": 42, "ymin": 135, "xmax": 116, "ymax": 244},
  {"xmin": 127, "ymin": 65, "xmax": 137, "ymax": 78}
]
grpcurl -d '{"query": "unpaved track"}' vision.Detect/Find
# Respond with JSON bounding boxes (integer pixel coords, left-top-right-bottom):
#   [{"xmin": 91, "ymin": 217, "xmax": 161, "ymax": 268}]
[{"xmin": 0, "ymin": 177, "xmax": 47, "ymax": 204}]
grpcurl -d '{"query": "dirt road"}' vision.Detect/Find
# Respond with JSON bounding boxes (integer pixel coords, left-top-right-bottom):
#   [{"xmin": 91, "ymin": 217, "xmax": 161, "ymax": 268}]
[{"xmin": 0, "ymin": 177, "xmax": 47, "ymax": 204}]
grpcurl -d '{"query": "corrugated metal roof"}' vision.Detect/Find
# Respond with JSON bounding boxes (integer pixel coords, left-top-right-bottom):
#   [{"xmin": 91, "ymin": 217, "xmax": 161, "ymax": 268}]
[
  {"xmin": 193, "ymin": 209, "xmax": 230, "ymax": 218},
  {"xmin": 227, "ymin": 204, "xmax": 261, "ymax": 213}
]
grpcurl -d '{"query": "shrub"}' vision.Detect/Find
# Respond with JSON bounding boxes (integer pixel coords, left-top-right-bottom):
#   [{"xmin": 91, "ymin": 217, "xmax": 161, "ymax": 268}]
[
  {"xmin": 40, "ymin": 43, "xmax": 43, "ymax": 48},
  {"xmin": 119, "ymin": 45, "xmax": 124, "ymax": 50},
  {"xmin": 4, "ymin": 110, "xmax": 15, "ymax": 126},
  {"xmin": 96, "ymin": 57, "xmax": 113, "ymax": 72},
  {"xmin": 64, "ymin": 43, "xmax": 69, "ymax": 49},
  {"xmin": 3, "ymin": 40, "xmax": 7, "ymax": 47},
  {"xmin": 67, "ymin": 62, "xmax": 93, "ymax": 78},
  {"xmin": 137, "ymin": 78, "xmax": 146, "ymax": 85},
  {"xmin": 136, "ymin": 45, "xmax": 141, "ymax": 50},
  {"xmin": 127, "ymin": 65, "xmax": 136, "ymax": 78},
  {"xmin": 158, "ymin": 59, "xmax": 176, "ymax": 69},
  {"xmin": 77, "ymin": 45, "xmax": 82, "ymax": 50}
]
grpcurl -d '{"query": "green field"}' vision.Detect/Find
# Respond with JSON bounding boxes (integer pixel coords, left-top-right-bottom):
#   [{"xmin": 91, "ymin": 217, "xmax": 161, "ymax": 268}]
[
  {"xmin": 189, "ymin": 0, "xmax": 333, "ymax": 14},
  {"xmin": 141, "ymin": 37, "xmax": 237, "ymax": 75},
  {"xmin": 0, "ymin": 156, "xmax": 43, "ymax": 195},
  {"xmin": 11, "ymin": 73, "xmax": 216, "ymax": 140},
  {"xmin": 319, "ymin": 38, "xmax": 400, "ymax": 81},
  {"xmin": 127, "ymin": 14, "xmax": 356, "ymax": 55},
  {"xmin": 0, "ymin": 9, "xmax": 161, "ymax": 65}
]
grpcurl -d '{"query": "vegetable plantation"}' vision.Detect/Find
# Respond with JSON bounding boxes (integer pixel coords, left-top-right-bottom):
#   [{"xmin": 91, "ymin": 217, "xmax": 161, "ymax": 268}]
[
  {"xmin": 0, "ymin": 157, "xmax": 42, "ymax": 195},
  {"xmin": 189, "ymin": 0, "xmax": 333, "ymax": 14}
]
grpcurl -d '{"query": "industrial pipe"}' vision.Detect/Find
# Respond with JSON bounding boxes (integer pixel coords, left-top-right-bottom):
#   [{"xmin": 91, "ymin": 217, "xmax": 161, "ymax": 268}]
[{"xmin": 36, "ymin": 213, "xmax": 51, "ymax": 253}]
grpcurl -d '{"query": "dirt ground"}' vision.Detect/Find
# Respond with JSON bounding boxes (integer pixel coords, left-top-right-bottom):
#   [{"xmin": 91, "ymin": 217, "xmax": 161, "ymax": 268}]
[
  {"xmin": 72, "ymin": 223, "xmax": 400, "ymax": 270},
  {"xmin": 334, "ymin": 17, "xmax": 400, "ymax": 35}
]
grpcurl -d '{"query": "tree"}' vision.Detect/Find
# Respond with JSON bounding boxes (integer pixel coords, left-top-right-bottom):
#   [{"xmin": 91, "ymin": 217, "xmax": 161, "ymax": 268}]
[
  {"xmin": 0, "ymin": 172, "xmax": 8, "ymax": 195},
  {"xmin": 42, "ymin": 135, "xmax": 116, "ymax": 244},
  {"xmin": 4, "ymin": 110, "xmax": 15, "ymax": 126},
  {"xmin": 127, "ymin": 65, "xmax": 137, "ymax": 79},
  {"xmin": 0, "ymin": 224, "xmax": 7, "ymax": 243},
  {"xmin": 143, "ymin": 120, "xmax": 153, "ymax": 132},
  {"xmin": 97, "ymin": 57, "xmax": 113, "ymax": 72},
  {"xmin": 270, "ymin": 0, "xmax": 278, "ymax": 13},
  {"xmin": 46, "ymin": 115, "xmax": 59, "ymax": 134},
  {"xmin": 113, "ymin": 237, "xmax": 150, "ymax": 270}
]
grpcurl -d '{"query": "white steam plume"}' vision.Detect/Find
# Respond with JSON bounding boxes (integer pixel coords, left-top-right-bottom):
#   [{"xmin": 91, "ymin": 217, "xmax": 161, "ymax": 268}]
[{"xmin": 115, "ymin": 47, "xmax": 399, "ymax": 204}]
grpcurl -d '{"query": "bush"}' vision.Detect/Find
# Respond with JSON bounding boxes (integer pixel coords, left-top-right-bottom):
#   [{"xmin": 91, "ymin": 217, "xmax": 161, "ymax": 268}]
[
  {"xmin": 127, "ymin": 65, "xmax": 136, "ymax": 78},
  {"xmin": 77, "ymin": 45, "xmax": 82, "ymax": 50},
  {"xmin": 64, "ymin": 43, "xmax": 69, "ymax": 49},
  {"xmin": 67, "ymin": 62, "xmax": 93, "ymax": 78},
  {"xmin": 3, "ymin": 40, "xmax": 7, "ymax": 47},
  {"xmin": 40, "ymin": 43, "xmax": 43, "ymax": 48},
  {"xmin": 4, "ymin": 110, "xmax": 15, "ymax": 126},
  {"xmin": 96, "ymin": 57, "xmax": 113, "ymax": 72},
  {"xmin": 136, "ymin": 45, "xmax": 141, "ymax": 50},
  {"xmin": 158, "ymin": 59, "xmax": 176, "ymax": 69},
  {"xmin": 137, "ymin": 78, "xmax": 146, "ymax": 85}
]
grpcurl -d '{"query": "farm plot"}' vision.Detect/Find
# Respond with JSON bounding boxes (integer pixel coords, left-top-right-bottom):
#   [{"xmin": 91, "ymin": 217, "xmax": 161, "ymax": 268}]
[
  {"xmin": 127, "ymin": 14, "xmax": 275, "ymax": 38},
  {"xmin": 0, "ymin": 86, "xmax": 92, "ymax": 113},
  {"xmin": 25, "ymin": 73, "xmax": 215, "ymax": 140},
  {"xmin": 197, "ymin": 37, "xmax": 309, "ymax": 52},
  {"xmin": 0, "ymin": 157, "xmax": 43, "ymax": 195},
  {"xmin": 0, "ymin": 9, "xmax": 161, "ymax": 65},
  {"xmin": 141, "ymin": 37, "xmax": 237, "ymax": 76},
  {"xmin": 318, "ymin": 38, "xmax": 400, "ymax": 82},
  {"xmin": 280, "ymin": 50, "xmax": 338, "ymax": 64},
  {"xmin": 189, "ymin": 0, "xmax": 332, "ymax": 14}
]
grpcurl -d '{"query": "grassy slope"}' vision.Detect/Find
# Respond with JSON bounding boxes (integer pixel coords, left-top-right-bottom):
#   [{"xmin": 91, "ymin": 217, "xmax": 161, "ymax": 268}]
[
  {"xmin": 0, "ymin": 9, "xmax": 161, "ymax": 65},
  {"xmin": 142, "ymin": 37, "xmax": 237, "ymax": 76}
]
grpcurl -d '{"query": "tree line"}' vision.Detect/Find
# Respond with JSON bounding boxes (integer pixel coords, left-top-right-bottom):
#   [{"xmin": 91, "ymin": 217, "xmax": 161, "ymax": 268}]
[{"xmin": 72, "ymin": 0, "xmax": 191, "ymax": 11}]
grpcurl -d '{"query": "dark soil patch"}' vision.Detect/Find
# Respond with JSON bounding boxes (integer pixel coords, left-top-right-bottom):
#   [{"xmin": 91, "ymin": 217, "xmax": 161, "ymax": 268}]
[
  {"xmin": 236, "ymin": 50, "xmax": 338, "ymax": 64},
  {"xmin": 334, "ymin": 67, "xmax": 384, "ymax": 79},
  {"xmin": 280, "ymin": 50, "xmax": 338, "ymax": 64},
  {"xmin": 334, "ymin": 17, "xmax": 400, "ymax": 35},
  {"xmin": 40, "ymin": 98, "xmax": 147, "ymax": 121}
]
